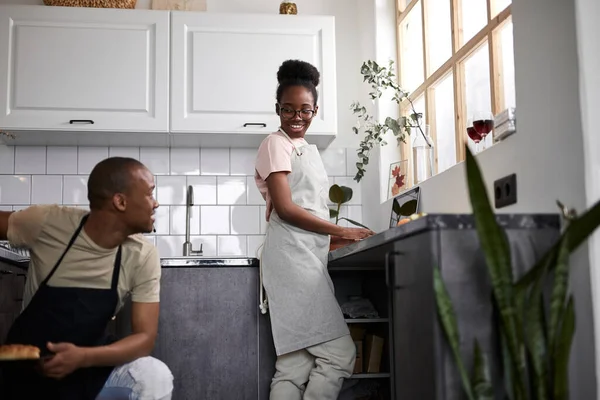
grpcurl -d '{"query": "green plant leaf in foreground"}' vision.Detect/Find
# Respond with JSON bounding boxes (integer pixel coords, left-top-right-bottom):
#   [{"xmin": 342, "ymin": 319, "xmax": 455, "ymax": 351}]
[
  {"xmin": 464, "ymin": 147, "xmax": 527, "ymax": 398},
  {"xmin": 329, "ymin": 184, "xmax": 345, "ymax": 204},
  {"xmin": 554, "ymin": 296, "xmax": 575, "ymax": 400},
  {"xmin": 337, "ymin": 217, "xmax": 371, "ymax": 230},
  {"xmin": 329, "ymin": 209, "xmax": 339, "ymax": 219},
  {"xmin": 549, "ymin": 234, "xmax": 571, "ymax": 355},
  {"xmin": 516, "ymin": 199, "xmax": 600, "ymax": 292},
  {"xmin": 433, "ymin": 265, "xmax": 475, "ymax": 400},
  {"xmin": 472, "ymin": 340, "xmax": 494, "ymax": 400}
]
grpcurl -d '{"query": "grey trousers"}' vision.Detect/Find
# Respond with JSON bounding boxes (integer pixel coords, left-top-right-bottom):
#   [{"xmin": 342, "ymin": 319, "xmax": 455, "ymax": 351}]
[{"xmin": 270, "ymin": 334, "xmax": 356, "ymax": 400}]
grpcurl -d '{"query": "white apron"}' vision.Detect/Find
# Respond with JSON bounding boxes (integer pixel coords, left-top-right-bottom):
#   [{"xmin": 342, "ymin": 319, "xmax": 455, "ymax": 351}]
[{"xmin": 259, "ymin": 129, "xmax": 349, "ymax": 356}]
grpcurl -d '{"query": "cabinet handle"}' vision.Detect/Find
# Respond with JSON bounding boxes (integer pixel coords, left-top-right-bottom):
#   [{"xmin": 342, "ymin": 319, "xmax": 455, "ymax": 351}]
[
  {"xmin": 243, "ymin": 123, "xmax": 267, "ymax": 128},
  {"xmin": 69, "ymin": 119, "xmax": 94, "ymax": 124},
  {"xmin": 384, "ymin": 251, "xmax": 402, "ymax": 289}
]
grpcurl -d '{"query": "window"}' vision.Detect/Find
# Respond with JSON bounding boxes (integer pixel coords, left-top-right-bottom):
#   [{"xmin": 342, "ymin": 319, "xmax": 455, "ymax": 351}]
[{"xmin": 397, "ymin": 0, "xmax": 514, "ymax": 185}]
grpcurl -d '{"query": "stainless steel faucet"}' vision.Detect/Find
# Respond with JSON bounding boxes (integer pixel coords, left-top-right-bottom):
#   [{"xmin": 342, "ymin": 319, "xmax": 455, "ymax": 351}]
[{"xmin": 183, "ymin": 185, "xmax": 203, "ymax": 257}]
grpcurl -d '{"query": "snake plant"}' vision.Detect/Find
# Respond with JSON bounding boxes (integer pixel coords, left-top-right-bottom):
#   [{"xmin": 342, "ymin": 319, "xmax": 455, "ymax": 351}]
[{"xmin": 434, "ymin": 146, "xmax": 600, "ymax": 400}]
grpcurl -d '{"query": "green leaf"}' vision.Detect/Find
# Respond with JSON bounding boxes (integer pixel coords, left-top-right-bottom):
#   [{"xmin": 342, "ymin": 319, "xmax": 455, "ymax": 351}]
[
  {"xmin": 465, "ymin": 146, "xmax": 528, "ymax": 398},
  {"xmin": 433, "ymin": 265, "xmax": 475, "ymax": 400},
  {"xmin": 329, "ymin": 209, "xmax": 339, "ymax": 219},
  {"xmin": 524, "ymin": 262, "xmax": 549, "ymax": 400},
  {"xmin": 398, "ymin": 199, "xmax": 418, "ymax": 216},
  {"xmin": 553, "ymin": 296, "xmax": 575, "ymax": 400},
  {"xmin": 472, "ymin": 340, "xmax": 494, "ymax": 400},
  {"xmin": 549, "ymin": 234, "xmax": 570, "ymax": 355},
  {"xmin": 338, "ymin": 217, "xmax": 371, "ymax": 230},
  {"xmin": 329, "ymin": 184, "xmax": 345, "ymax": 204},
  {"xmin": 499, "ymin": 320, "xmax": 515, "ymax": 400},
  {"xmin": 516, "ymin": 199, "xmax": 600, "ymax": 292},
  {"xmin": 340, "ymin": 186, "xmax": 353, "ymax": 203}
]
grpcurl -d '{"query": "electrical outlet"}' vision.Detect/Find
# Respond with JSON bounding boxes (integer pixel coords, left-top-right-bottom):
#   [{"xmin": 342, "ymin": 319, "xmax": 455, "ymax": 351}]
[{"xmin": 494, "ymin": 174, "xmax": 517, "ymax": 208}]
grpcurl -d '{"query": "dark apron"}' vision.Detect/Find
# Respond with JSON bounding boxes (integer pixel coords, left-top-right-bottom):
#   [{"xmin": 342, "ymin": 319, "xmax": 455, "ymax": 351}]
[{"xmin": 2, "ymin": 214, "xmax": 122, "ymax": 400}]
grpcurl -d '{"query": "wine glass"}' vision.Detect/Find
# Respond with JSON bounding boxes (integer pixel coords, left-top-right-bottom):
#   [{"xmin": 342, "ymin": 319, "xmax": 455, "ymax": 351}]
[
  {"xmin": 466, "ymin": 118, "xmax": 482, "ymax": 153},
  {"xmin": 473, "ymin": 111, "xmax": 494, "ymax": 150}
]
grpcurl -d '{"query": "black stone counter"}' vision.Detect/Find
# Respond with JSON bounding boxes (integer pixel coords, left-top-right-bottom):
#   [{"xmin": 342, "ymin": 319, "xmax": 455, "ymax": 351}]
[{"xmin": 160, "ymin": 257, "xmax": 259, "ymax": 268}]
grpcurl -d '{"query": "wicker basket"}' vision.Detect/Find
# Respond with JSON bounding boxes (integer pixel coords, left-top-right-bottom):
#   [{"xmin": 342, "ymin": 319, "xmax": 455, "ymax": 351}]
[{"xmin": 43, "ymin": 0, "xmax": 137, "ymax": 9}]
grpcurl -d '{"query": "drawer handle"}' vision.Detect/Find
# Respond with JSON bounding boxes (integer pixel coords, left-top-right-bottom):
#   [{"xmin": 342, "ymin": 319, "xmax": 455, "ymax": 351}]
[
  {"xmin": 69, "ymin": 120, "xmax": 94, "ymax": 124},
  {"xmin": 243, "ymin": 123, "xmax": 267, "ymax": 128}
]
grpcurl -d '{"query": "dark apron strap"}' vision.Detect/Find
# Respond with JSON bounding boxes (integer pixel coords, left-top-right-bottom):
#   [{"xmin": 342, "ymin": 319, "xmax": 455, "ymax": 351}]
[
  {"xmin": 110, "ymin": 246, "xmax": 122, "ymax": 290},
  {"xmin": 41, "ymin": 214, "xmax": 89, "ymax": 286}
]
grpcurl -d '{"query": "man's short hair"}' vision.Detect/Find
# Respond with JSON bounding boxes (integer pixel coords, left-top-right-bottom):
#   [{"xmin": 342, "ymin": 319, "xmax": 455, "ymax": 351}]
[{"xmin": 87, "ymin": 157, "xmax": 146, "ymax": 210}]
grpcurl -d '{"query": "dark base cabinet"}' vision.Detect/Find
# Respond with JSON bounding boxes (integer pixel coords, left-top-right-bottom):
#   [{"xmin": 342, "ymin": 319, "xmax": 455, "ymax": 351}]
[
  {"xmin": 328, "ymin": 214, "xmax": 561, "ymax": 400},
  {"xmin": 116, "ymin": 260, "xmax": 277, "ymax": 400}
]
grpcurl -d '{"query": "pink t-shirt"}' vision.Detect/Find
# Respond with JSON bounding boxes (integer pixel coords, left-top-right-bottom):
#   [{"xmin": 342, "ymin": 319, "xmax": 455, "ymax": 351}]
[{"xmin": 255, "ymin": 131, "xmax": 308, "ymax": 221}]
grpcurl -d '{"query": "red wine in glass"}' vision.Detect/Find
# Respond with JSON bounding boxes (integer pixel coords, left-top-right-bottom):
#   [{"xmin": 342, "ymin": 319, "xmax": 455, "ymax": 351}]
[
  {"xmin": 467, "ymin": 126, "xmax": 482, "ymax": 143},
  {"xmin": 473, "ymin": 111, "xmax": 494, "ymax": 138}
]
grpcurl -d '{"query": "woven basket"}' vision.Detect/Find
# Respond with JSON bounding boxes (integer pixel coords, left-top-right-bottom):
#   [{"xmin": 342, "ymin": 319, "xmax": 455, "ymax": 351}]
[{"xmin": 43, "ymin": 0, "xmax": 137, "ymax": 8}]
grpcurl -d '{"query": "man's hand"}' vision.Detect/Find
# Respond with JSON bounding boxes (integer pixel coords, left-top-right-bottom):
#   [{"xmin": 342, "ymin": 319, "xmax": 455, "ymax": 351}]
[{"xmin": 42, "ymin": 342, "xmax": 87, "ymax": 379}]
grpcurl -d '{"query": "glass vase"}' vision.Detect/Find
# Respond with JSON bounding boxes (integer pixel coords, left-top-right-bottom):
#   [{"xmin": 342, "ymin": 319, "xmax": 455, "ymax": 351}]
[{"xmin": 412, "ymin": 125, "xmax": 434, "ymax": 184}]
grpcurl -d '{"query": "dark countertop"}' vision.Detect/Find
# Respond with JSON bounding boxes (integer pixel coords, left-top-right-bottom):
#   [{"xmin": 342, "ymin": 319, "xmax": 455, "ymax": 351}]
[
  {"xmin": 160, "ymin": 257, "xmax": 259, "ymax": 268},
  {"xmin": 328, "ymin": 213, "xmax": 561, "ymax": 263}
]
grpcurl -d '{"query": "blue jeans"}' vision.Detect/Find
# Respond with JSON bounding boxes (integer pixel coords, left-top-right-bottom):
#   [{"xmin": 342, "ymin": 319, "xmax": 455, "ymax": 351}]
[{"xmin": 95, "ymin": 356, "xmax": 173, "ymax": 400}]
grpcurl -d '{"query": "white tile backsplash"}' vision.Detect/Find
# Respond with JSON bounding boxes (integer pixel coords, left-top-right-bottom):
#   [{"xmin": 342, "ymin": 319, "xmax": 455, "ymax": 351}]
[
  {"xmin": 0, "ymin": 146, "xmax": 14, "ymax": 174},
  {"xmin": 15, "ymin": 147, "xmax": 46, "ymax": 174},
  {"xmin": 78, "ymin": 147, "xmax": 108, "ymax": 174},
  {"xmin": 0, "ymin": 145, "xmax": 364, "ymax": 257}
]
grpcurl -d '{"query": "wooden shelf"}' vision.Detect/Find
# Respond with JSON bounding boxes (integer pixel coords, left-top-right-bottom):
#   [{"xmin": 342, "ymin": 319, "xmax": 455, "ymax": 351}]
[
  {"xmin": 351, "ymin": 373, "xmax": 390, "ymax": 379},
  {"xmin": 345, "ymin": 318, "xmax": 389, "ymax": 324}
]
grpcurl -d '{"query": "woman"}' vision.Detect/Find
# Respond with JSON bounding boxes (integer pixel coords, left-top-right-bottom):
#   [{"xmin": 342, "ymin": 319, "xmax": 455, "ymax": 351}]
[{"xmin": 254, "ymin": 59, "xmax": 375, "ymax": 400}]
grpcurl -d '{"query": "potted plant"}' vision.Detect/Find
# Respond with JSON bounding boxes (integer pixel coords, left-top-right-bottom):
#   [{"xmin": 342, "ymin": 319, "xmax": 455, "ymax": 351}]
[
  {"xmin": 328, "ymin": 184, "xmax": 370, "ymax": 251},
  {"xmin": 350, "ymin": 60, "xmax": 433, "ymax": 183},
  {"xmin": 434, "ymin": 146, "xmax": 600, "ymax": 399}
]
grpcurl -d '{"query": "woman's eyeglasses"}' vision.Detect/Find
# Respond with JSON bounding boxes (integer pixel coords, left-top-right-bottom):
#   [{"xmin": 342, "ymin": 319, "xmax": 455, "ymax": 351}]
[{"xmin": 278, "ymin": 105, "xmax": 316, "ymax": 121}]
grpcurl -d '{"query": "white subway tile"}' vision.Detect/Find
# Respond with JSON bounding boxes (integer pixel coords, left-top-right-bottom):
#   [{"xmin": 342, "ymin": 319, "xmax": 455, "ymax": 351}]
[
  {"xmin": 187, "ymin": 176, "xmax": 216, "ymax": 205},
  {"xmin": 47, "ymin": 147, "xmax": 77, "ymax": 174},
  {"xmin": 32, "ymin": 175, "xmax": 62, "ymax": 205},
  {"xmin": 346, "ymin": 149, "xmax": 359, "ymax": 177},
  {"xmin": 15, "ymin": 147, "xmax": 46, "ymax": 174},
  {"xmin": 0, "ymin": 146, "xmax": 14, "ymax": 174},
  {"xmin": 109, "ymin": 147, "xmax": 140, "ymax": 160},
  {"xmin": 246, "ymin": 176, "xmax": 265, "ymax": 205},
  {"xmin": 333, "ymin": 177, "xmax": 362, "ymax": 205},
  {"xmin": 218, "ymin": 235, "xmax": 247, "ymax": 256},
  {"xmin": 347, "ymin": 206, "xmax": 363, "ymax": 227},
  {"xmin": 170, "ymin": 205, "xmax": 200, "ymax": 235},
  {"xmin": 140, "ymin": 148, "xmax": 170, "ymax": 175},
  {"xmin": 331, "ymin": 205, "xmax": 348, "ymax": 227},
  {"xmin": 0, "ymin": 206, "xmax": 12, "ymax": 211},
  {"xmin": 170, "ymin": 148, "xmax": 200, "ymax": 175},
  {"xmin": 230, "ymin": 148, "xmax": 256, "ymax": 176},
  {"xmin": 217, "ymin": 176, "xmax": 246, "ymax": 205},
  {"xmin": 247, "ymin": 235, "xmax": 265, "ymax": 259},
  {"xmin": 13, "ymin": 206, "xmax": 30, "ymax": 211},
  {"xmin": 230, "ymin": 206, "xmax": 260, "ymax": 234},
  {"xmin": 190, "ymin": 235, "xmax": 217, "ymax": 257},
  {"xmin": 259, "ymin": 205, "xmax": 267, "ymax": 234},
  {"xmin": 320, "ymin": 147, "xmax": 346, "ymax": 177},
  {"xmin": 0, "ymin": 176, "xmax": 30, "ymax": 204},
  {"xmin": 156, "ymin": 236, "xmax": 184, "ymax": 258},
  {"xmin": 62, "ymin": 176, "xmax": 88, "ymax": 205},
  {"xmin": 78, "ymin": 147, "xmax": 108, "ymax": 174},
  {"xmin": 153, "ymin": 206, "xmax": 170, "ymax": 235},
  {"xmin": 200, "ymin": 148, "xmax": 229, "ymax": 175},
  {"xmin": 200, "ymin": 206, "xmax": 230, "ymax": 235},
  {"xmin": 157, "ymin": 176, "xmax": 187, "ymax": 206}
]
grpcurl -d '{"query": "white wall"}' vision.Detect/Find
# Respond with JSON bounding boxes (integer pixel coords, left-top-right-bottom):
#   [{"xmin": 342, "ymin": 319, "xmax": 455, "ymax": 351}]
[{"xmin": 574, "ymin": 0, "xmax": 600, "ymax": 395}]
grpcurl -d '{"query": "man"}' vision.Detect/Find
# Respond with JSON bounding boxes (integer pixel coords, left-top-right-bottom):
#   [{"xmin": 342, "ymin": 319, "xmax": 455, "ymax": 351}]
[{"xmin": 0, "ymin": 157, "xmax": 173, "ymax": 400}]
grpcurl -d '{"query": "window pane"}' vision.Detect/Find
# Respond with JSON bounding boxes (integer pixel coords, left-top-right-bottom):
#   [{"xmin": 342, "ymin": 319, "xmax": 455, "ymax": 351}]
[
  {"xmin": 499, "ymin": 20, "xmax": 515, "ymax": 109},
  {"xmin": 492, "ymin": 0, "xmax": 511, "ymax": 17},
  {"xmin": 399, "ymin": 1, "xmax": 424, "ymax": 93},
  {"xmin": 426, "ymin": 0, "xmax": 452, "ymax": 75},
  {"xmin": 463, "ymin": 42, "xmax": 492, "ymax": 148},
  {"xmin": 460, "ymin": 0, "xmax": 488, "ymax": 46},
  {"xmin": 432, "ymin": 73, "xmax": 456, "ymax": 173}
]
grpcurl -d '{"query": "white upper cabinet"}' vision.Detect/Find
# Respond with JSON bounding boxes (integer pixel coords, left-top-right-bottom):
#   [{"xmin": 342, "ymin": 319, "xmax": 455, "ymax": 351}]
[
  {"xmin": 170, "ymin": 12, "xmax": 337, "ymax": 138},
  {"xmin": 0, "ymin": 5, "xmax": 169, "ymax": 133}
]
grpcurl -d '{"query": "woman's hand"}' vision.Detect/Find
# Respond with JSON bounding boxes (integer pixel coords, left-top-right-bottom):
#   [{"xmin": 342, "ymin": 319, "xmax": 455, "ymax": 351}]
[{"xmin": 337, "ymin": 227, "xmax": 375, "ymax": 241}]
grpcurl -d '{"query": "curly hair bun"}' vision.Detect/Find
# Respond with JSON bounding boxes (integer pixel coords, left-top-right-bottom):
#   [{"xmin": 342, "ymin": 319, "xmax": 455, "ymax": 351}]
[{"xmin": 277, "ymin": 59, "xmax": 320, "ymax": 87}]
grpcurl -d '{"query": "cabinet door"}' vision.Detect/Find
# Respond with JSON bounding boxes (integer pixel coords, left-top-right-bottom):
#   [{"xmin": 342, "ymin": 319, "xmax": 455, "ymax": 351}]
[
  {"xmin": 153, "ymin": 267, "xmax": 260, "ymax": 399},
  {"xmin": 0, "ymin": 6, "xmax": 169, "ymax": 133},
  {"xmin": 170, "ymin": 12, "xmax": 337, "ymax": 137}
]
